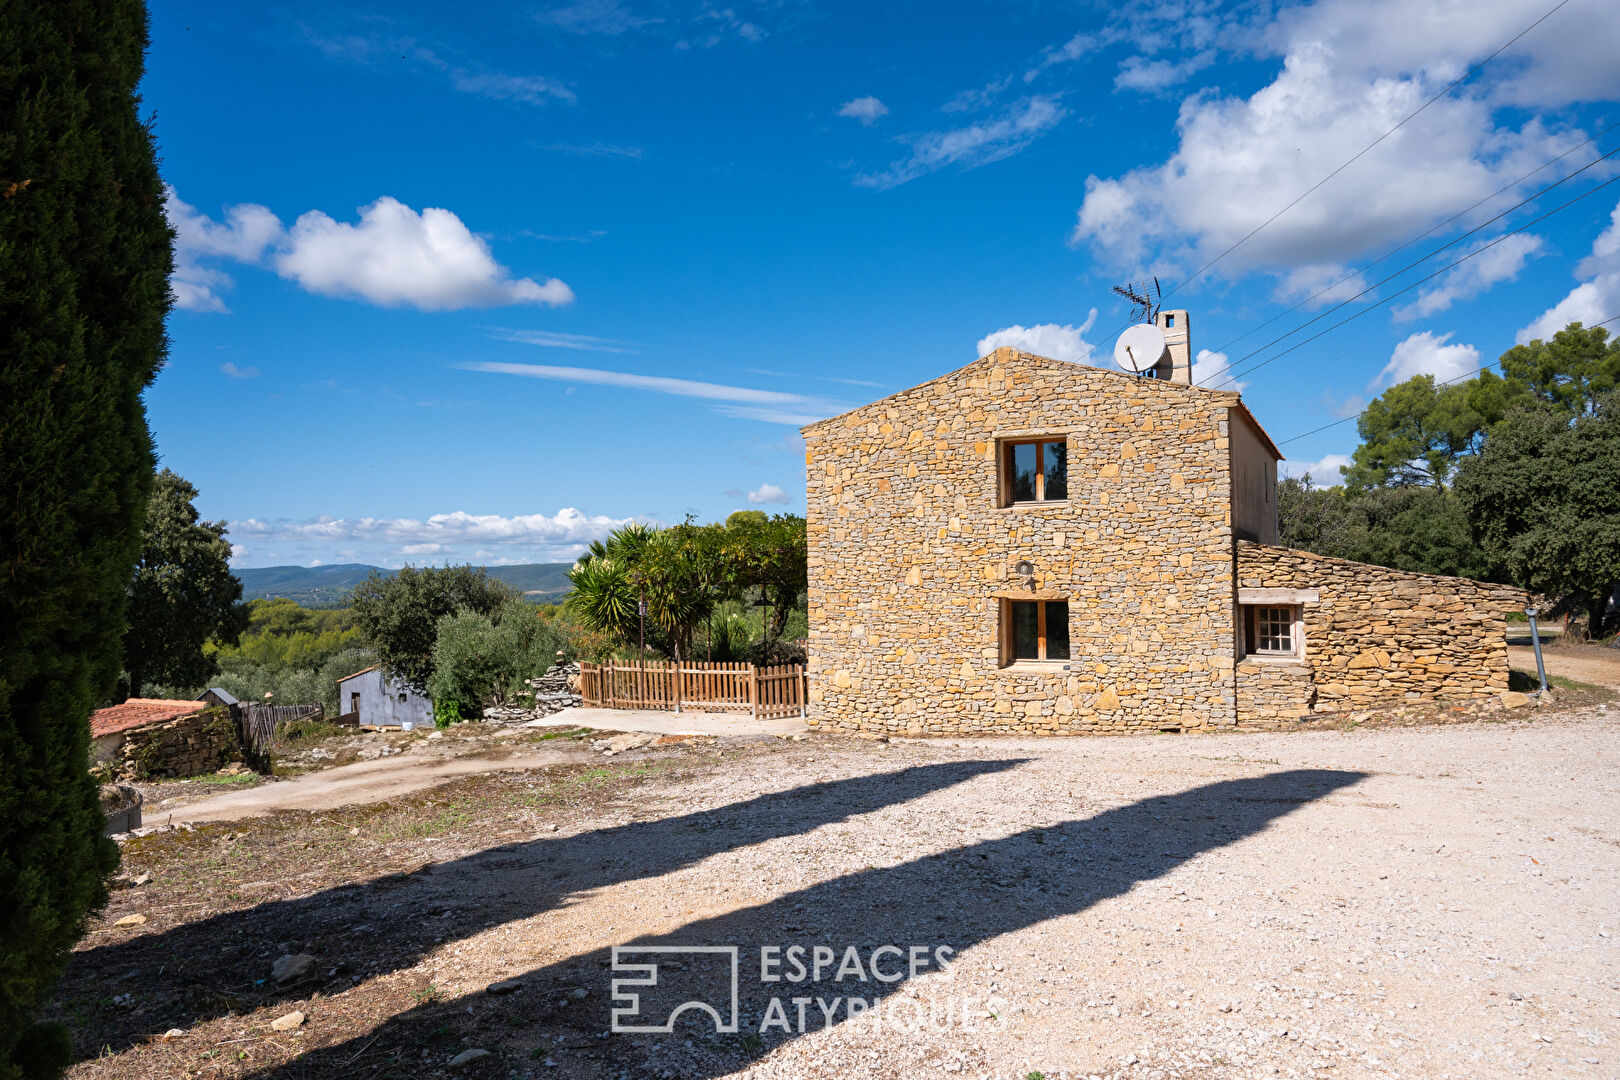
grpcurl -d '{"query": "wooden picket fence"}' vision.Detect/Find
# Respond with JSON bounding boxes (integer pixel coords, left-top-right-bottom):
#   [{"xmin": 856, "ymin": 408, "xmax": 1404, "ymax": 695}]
[{"xmin": 578, "ymin": 660, "xmax": 807, "ymax": 719}]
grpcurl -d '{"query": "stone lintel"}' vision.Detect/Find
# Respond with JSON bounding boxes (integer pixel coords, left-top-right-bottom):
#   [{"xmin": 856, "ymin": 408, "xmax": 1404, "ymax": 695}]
[
  {"xmin": 989, "ymin": 588, "xmax": 1070, "ymax": 601},
  {"xmin": 1238, "ymin": 587, "xmax": 1320, "ymax": 605}
]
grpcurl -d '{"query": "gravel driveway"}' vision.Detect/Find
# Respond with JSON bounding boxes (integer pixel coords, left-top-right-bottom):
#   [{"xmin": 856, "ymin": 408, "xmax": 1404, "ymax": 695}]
[{"xmin": 79, "ymin": 700, "xmax": 1614, "ymax": 1080}]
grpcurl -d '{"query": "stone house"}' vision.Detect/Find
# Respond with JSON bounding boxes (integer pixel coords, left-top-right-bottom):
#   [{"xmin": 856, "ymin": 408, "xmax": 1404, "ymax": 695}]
[
  {"xmin": 336, "ymin": 665, "xmax": 433, "ymax": 730},
  {"xmin": 90, "ymin": 698, "xmax": 240, "ymax": 777},
  {"xmin": 800, "ymin": 310, "xmax": 1523, "ymax": 736}
]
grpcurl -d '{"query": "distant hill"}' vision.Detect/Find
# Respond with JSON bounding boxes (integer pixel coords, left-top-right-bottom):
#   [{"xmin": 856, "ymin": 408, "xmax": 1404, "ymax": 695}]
[{"xmin": 234, "ymin": 562, "xmax": 574, "ymax": 607}]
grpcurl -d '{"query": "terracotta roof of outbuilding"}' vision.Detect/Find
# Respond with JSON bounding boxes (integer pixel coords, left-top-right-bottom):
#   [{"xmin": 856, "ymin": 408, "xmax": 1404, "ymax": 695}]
[
  {"xmin": 335, "ymin": 665, "xmax": 379, "ymax": 684},
  {"xmin": 90, "ymin": 698, "xmax": 206, "ymax": 739}
]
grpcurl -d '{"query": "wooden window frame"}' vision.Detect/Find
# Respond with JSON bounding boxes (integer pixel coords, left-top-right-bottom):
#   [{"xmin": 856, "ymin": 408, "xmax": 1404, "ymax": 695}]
[
  {"xmin": 1241, "ymin": 604, "xmax": 1302, "ymax": 660},
  {"xmin": 1000, "ymin": 598, "xmax": 1070, "ymax": 666},
  {"xmin": 999, "ymin": 437, "xmax": 1069, "ymax": 506}
]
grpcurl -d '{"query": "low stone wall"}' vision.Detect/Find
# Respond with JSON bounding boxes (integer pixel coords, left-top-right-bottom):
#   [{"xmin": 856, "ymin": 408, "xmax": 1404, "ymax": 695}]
[
  {"xmin": 119, "ymin": 706, "xmax": 241, "ymax": 779},
  {"xmin": 1234, "ymin": 658, "xmax": 1315, "ymax": 728},
  {"xmin": 1235, "ymin": 542, "xmax": 1523, "ymax": 723}
]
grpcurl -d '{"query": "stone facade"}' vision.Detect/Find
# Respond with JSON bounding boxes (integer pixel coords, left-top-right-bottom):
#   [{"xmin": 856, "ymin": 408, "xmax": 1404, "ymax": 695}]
[
  {"xmin": 116, "ymin": 706, "xmax": 241, "ymax": 779},
  {"xmin": 802, "ymin": 346, "xmax": 1521, "ymax": 736},
  {"xmin": 1234, "ymin": 543, "xmax": 1523, "ymax": 724},
  {"xmin": 803, "ymin": 347, "xmax": 1249, "ymax": 736}
]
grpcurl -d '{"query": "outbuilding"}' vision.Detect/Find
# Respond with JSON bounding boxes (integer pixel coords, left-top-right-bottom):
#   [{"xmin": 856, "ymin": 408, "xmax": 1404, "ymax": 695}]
[{"xmin": 335, "ymin": 665, "xmax": 433, "ymax": 731}]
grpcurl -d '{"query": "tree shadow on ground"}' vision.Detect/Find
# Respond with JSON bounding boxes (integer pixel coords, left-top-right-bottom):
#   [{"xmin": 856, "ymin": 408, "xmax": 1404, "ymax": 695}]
[
  {"xmin": 244, "ymin": 767, "xmax": 1367, "ymax": 1078},
  {"xmin": 61, "ymin": 758, "xmax": 1026, "ymax": 1053}
]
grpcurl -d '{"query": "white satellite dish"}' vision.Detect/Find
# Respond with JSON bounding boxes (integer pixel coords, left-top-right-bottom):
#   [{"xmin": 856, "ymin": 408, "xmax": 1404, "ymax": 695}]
[{"xmin": 1114, "ymin": 323, "xmax": 1166, "ymax": 374}]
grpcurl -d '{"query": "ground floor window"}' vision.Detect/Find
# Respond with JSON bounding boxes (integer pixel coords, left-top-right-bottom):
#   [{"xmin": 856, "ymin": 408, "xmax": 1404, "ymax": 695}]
[
  {"xmin": 1242, "ymin": 604, "xmax": 1301, "ymax": 658},
  {"xmin": 1003, "ymin": 599, "xmax": 1070, "ymax": 663}
]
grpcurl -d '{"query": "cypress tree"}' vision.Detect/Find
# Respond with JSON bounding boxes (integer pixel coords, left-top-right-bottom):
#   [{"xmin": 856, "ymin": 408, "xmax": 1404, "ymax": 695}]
[{"xmin": 0, "ymin": 2, "xmax": 172, "ymax": 1074}]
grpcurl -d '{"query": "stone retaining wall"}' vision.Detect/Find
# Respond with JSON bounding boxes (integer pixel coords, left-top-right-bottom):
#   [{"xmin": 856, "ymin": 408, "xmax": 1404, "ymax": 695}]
[
  {"xmin": 119, "ymin": 706, "xmax": 241, "ymax": 778},
  {"xmin": 1235, "ymin": 542, "xmax": 1523, "ymax": 722},
  {"xmin": 803, "ymin": 347, "xmax": 1244, "ymax": 736}
]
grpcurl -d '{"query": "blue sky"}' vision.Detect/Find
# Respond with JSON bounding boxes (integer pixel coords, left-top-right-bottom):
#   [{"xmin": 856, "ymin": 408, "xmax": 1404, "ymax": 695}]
[{"xmin": 143, "ymin": 0, "xmax": 1620, "ymax": 568}]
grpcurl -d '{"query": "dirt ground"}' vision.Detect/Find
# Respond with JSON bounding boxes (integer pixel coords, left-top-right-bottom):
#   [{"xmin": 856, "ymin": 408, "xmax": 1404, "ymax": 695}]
[
  {"xmin": 54, "ymin": 657, "xmax": 1620, "ymax": 1080},
  {"xmin": 1510, "ymin": 640, "xmax": 1620, "ymax": 690}
]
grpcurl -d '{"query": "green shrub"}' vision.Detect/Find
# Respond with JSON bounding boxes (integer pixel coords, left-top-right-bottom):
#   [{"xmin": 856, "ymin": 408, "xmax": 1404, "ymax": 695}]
[
  {"xmin": 433, "ymin": 699, "xmax": 465, "ymax": 730},
  {"xmin": 427, "ymin": 600, "xmax": 565, "ymax": 710}
]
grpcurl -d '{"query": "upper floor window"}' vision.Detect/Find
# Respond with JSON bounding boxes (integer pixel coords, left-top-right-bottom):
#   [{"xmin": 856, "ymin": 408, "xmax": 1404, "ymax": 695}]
[{"xmin": 1000, "ymin": 438, "xmax": 1068, "ymax": 505}]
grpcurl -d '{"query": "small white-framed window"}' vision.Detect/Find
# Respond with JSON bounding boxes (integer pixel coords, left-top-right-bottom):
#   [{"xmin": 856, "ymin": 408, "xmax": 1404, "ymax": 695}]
[{"xmin": 1242, "ymin": 604, "xmax": 1301, "ymax": 658}]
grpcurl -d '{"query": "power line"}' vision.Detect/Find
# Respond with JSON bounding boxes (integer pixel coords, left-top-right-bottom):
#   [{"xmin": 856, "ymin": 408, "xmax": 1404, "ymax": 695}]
[
  {"xmin": 1070, "ymin": 0, "xmax": 1579, "ymax": 375},
  {"xmin": 1276, "ymin": 312, "xmax": 1620, "ymax": 447},
  {"xmin": 1209, "ymin": 168, "xmax": 1620, "ymax": 389},
  {"xmin": 1205, "ymin": 119, "xmax": 1620, "ymax": 360},
  {"xmin": 1162, "ymin": 0, "xmax": 1574, "ymax": 300},
  {"xmin": 1209, "ymin": 141, "xmax": 1620, "ymax": 386}
]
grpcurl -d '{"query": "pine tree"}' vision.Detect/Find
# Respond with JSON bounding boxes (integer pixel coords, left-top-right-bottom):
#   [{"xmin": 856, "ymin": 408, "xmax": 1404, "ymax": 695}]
[{"xmin": 0, "ymin": 2, "xmax": 172, "ymax": 1074}]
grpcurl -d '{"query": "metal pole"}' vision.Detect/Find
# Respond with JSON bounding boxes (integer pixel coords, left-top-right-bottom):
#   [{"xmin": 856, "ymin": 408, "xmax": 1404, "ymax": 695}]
[{"xmin": 1526, "ymin": 606, "xmax": 1549, "ymax": 696}]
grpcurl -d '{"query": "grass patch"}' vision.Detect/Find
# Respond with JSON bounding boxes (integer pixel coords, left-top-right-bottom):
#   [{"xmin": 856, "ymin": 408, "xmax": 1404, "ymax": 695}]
[
  {"xmin": 188, "ymin": 771, "xmax": 261, "ymax": 786},
  {"xmin": 277, "ymin": 717, "xmax": 350, "ymax": 742},
  {"xmin": 1510, "ymin": 668, "xmax": 1602, "ymax": 693}
]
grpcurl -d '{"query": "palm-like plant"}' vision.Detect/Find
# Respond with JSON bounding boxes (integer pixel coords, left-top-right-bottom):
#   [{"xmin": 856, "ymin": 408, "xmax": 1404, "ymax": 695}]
[{"xmin": 565, "ymin": 553, "xmax": 638, "ymax": 643}]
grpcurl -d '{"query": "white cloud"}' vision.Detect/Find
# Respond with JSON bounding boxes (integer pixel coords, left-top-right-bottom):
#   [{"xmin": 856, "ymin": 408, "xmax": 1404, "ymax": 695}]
[
  {"xmin": 1276, "ymin": 263, "xmax": 1369, "ymax": 307},
  {"xmin": 276, "ymin": 198, "xmax": 573, "ymax": 310},
  {"xmin": 1320, "ymin": 389, "xmax": 1368, "ymax": 419},
  {"xmin": 231, "ymin": 507, "xmax": 636, "ymax": 559},
  {"xmin": 855, "ymin": 96, "xmax": 1066, "ymax": 190},
  {"xmin": 1191, "ymin": 348, "xmax": 1247, "ymax": 392},
  {"xmin": 1071, "ymin": 0, "xmax": 1615, "ymax": 285},
  {"xmin": 458, "ymin": 361, "xmax": 847, "ymax": 426},
  {"xmin": 1375, "ymin": 330, "xmax": 1480, "ymax": 388},
  {"xmin": 1394, "ymin": 232, "xmax": 1544, "ymax": 320},
  {"xmin": 837, "ymin": 96, "xmax": 889, "ymax": 125},
  {"xmin": 1280, "ymin": 453, "xmax": 1353, "ymax": 483},
  {"xmin": 976, "ymin": 309, "xmax": 1099, "ymax": 365},
  {"xmin": 444, "ymin": 68, "xmax": 574, "ymax": 106},
  {"xmin": 165, "ymin": 186, "xmax": 282, "ymax": 312},
  {"xmin": 537, "ymin": 0, "xmax": 656, "ymax": 35},
  {"xmin": 1519, "ymin": 196, "xmax": 1620, "ymax": 342},
  {"xmin": 229, "ymin": 543, "xmax": 247, "ymax": 564},
  {"xmin": 220, "ymin": 362, "xmax": 260, "ymax": 379},
  {"xmin": 486, "ymin": 328, "xmax": 640, "ymax": 353},
  {"xmin": 307, "ymin": 30, "xmax": 574, "ymax": 107},
  {"xmin": 746, "ymin": 483, "xmax": 788, "ymax": 504},
  {"xmin": 1114, "ymin": 51, "xmax": 1214, "ymax": 93},
  {"xmin": 167, "ymin": 189, "xmax": 573, "ymax": 313},
  {"xmin": 536, "ymin": 142, "xmax": 643, "ymax": 159}
]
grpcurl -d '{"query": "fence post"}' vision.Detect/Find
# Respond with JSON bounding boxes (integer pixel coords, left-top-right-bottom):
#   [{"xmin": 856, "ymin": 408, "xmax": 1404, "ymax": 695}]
[{"xmin": 750, "ymin": 663, "xmax": 759, "ymax": 719}]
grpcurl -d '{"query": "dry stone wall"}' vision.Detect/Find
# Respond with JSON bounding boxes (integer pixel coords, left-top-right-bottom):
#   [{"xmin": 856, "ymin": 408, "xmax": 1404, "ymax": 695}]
[
  {"xmin": 1235, "ymin": 542, "xmax": 1523, "ymax": 721},
  {"xmin": 803, "ymin": 347, "xmax": 1246, "ymax": 736},
  {"xmin": 117, "ymin": 706, "xmax": 241, "ymax": 779}
]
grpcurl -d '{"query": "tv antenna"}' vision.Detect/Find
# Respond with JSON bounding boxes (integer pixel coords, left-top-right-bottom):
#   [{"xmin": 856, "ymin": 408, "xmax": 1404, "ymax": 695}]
[{"xmin": 1110, "ymin": 277, "xmax": 1162, "ymax": 324}]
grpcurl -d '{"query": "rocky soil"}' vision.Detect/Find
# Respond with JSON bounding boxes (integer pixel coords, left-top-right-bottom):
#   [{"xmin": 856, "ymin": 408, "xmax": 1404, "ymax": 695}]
[{"xmin": 58, "ymin": 688, "xmax": 1620, "ymax": 1080}]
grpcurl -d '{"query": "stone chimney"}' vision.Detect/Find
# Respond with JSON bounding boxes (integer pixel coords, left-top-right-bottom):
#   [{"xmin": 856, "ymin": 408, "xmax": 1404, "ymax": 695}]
[{"xmin": 1154, "ymin": 309, "xmax": 1192, "ymax": 384}]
